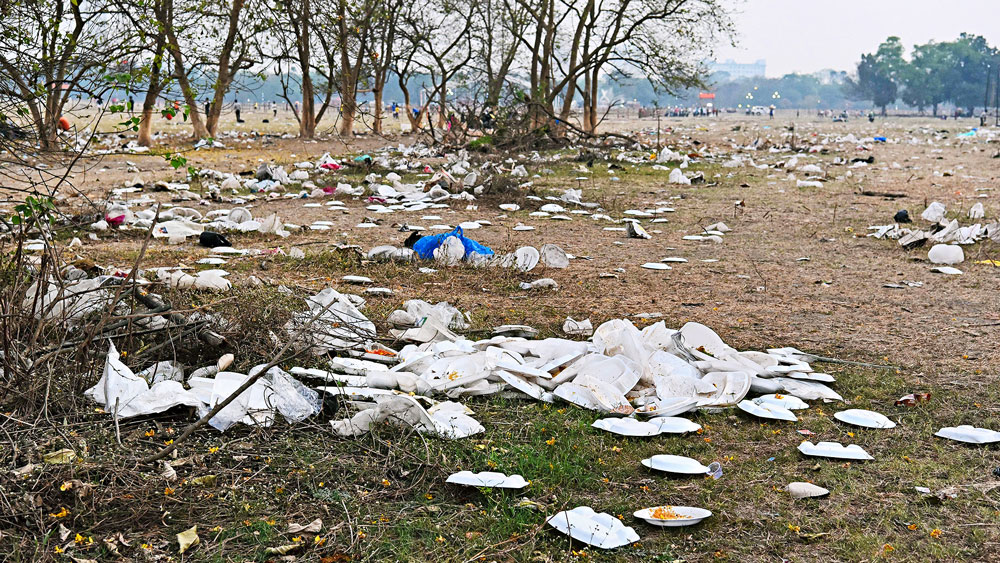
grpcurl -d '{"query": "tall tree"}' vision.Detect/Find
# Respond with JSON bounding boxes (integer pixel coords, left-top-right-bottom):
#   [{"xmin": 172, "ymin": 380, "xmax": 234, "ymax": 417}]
[
  {"xmin": 940, "ymin": 34, "xmax": 996, "ymax": 115},
  {"xmin": 900, "ymin": 42, "xmax": 947, "ymax": 115},
  {"xmin": 1, "ymin": 0, "xmax": 130, "ymax": 149},
  {"xmin": 847, "ymin": 36, "xmax": 905, "ymax": 115}
]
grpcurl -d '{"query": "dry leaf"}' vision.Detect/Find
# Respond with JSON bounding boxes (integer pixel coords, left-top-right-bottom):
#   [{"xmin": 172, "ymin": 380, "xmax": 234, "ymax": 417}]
[
  {"xmin": 58, "ymin": 524, "xmax": 71, "ymax": 541},
  {"xmin": 287, "ymin": 519, "xmax": 322, "ymax": 534},
  {"xmin": 177, "ymin": 525, "xmax": 199, "ymax": 554},
  {"xmin": 189, "ymin": 475, "xmax": 216, "ymax": 487},
  {"xmin": 265, "ymin": 544, "xmax": 302, "ymax": 555},
  {"xmin": 12, "ymin": 463, "xmax": 36, "ymax": 476},
  {"xmin": 160, "ymin": 462, "xmax": 177, "ymax": 482},
  {"xmin": 43, "ymin": 449, "xmax": 77, "ymax": 464}
]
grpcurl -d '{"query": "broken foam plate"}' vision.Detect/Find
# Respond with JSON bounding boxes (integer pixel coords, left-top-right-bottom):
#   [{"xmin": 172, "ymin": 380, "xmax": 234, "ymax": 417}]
[
  {"xmin": 514, "ymin": 246, "xmax": 540, "ymax": 272},
  {"xmin": 833, "ymin": 409, "xmax": 896, "ymax": 429},
  {"xmin": 797, "ymin": 441, "xmax": 873, "ymax": 461},
  {"xmin": 634, "ymin": 397, "xmax": 698, "ymax": 417},
  {"xmin": 648, "ymin": 416, "xmax": 702, "ymax": 434},
  {"xmin": 546, "ymin": 506, "xmax": 640, "ymax": 549},
  {"xmin": 737, "ymin": 399, "xmax": 797, "ymax": 422},
  {"xmin": 591, "ymin": 417, "xmax": 661, "ymax": 437},
  {"xmin": 641, "ymin": 455, "xmax": 711, "ymax": 475},
  {"xmin": 641, "ymin": 262, "xmax": 671, "ymax": 270},
  {"xmin": 931, "ymin": 266, "xmax": 963, "ymax": 275},
  {"xmin": 754, "ymin": 394, "xmax": 809, "ymax": 410},
  {"xmin": 633, "ymin": 506, "xmax": 712, "ymax": 527},
  {"xmin": 786, "ymin": 482, "xmax": 829, "ymax": 499},
  {"xmin": 934, "ymin": 425, "xmax": 1000, "ymax": 444},
  {"xmin": 446, "ymin": 471, "xmax": 529, "ymax": 489}
]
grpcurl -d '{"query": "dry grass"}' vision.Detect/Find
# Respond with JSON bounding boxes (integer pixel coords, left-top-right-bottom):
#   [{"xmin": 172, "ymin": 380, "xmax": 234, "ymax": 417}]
[{"xmin": 2, "ymin": 114, "xmax": 999, "ymax": 562}]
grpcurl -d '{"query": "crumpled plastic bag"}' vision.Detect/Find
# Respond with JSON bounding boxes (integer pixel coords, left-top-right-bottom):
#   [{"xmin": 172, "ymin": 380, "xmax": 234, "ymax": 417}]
[
  {"xmin": 413, "ymin": 226, "xmax": 493, "ymax": 260},
  {"xmin": 22, "ymin": 277, "xmax": 113, "ymax": 322},
  {"xmin": 190, "ymin": 367, "xmax": 321, "ymax": 432},
  {"xmin": 85, "ymin": 342, "xmax": 202, "ymax": 418}
]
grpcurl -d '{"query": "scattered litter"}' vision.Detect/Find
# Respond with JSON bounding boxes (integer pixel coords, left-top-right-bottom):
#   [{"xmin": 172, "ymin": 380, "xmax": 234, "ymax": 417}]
[{"xmin": 896, "ymin": 392, "xmax": 931, "ymax": 406}]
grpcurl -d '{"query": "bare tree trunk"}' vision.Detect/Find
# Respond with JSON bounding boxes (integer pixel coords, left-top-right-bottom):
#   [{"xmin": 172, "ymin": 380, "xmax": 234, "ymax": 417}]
[
  {"xmin": 161, "ymin": 0, "xmax": 208, "ymax": 139},
  {"xmin": 437, "ymin": 83, "xmax": 447, "ymax": 128},
  {"xmin": 204, "ymin": 0, "xmax": 247, "ymax": 137},
  {"xmin": 373, "ymin": 86, "xmax": 384, "ymax": 134},
  {"xmin": 298, "ymin": 0, "xmax": 316, "ymax": 138},
  {"xmin": 137, "ymin": 41, "xmax": 166, "ymax": 147},
  {"xmin": 336, "ymin": 0, "xmax": 357, "ymax": 137}
]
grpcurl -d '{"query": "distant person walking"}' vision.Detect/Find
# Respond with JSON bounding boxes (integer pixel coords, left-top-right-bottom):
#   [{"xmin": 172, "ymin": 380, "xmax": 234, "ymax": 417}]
[
  {"xmin": 234, "ymin": 100, "xmax": 243, "ymax": 123},
  {"xmin": 981, "ymin": 110, "xmax": 987, "ymax": 127},
  {"xmin": 769, "ymin": 106, "xmax": 774, "ymax": 120},
  {"xmin": 272, "ymin": 101, "xmax": 277, "ymax": 118}
]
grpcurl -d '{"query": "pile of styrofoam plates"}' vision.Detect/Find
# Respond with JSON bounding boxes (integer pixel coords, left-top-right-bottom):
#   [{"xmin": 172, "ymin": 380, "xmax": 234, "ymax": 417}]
[{"xmin": 834, "ymin": 409, "xmax": 896, "ymax": 429}]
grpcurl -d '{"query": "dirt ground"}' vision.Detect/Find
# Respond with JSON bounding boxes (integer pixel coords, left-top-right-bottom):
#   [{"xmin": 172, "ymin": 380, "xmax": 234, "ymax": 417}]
[{"xmin": 2, "ymin": 112, "xmax": 999, "ymax": 562}]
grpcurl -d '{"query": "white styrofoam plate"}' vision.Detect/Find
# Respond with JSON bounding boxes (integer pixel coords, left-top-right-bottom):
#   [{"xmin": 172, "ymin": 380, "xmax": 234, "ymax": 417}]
[
  {"xmin": 592, "ymin": 417, "xmax": 661, "ymax": 437},
  {"xmin": 934, "ymin": 425, "xmax": 1000, "ymax": 444},
  {"xmin": 754, "ymin": 394, "xmax": 809, "ymax": 410},
  {"xmin": 834, "ymin": 409, "xmax": 896, "ymax": 429},
  {"xmin": 641, "ymin": 455, "xmax": 710, "ymax": 475},
  {"xmin": 634, "ymin": 397, "xmax": 698, "ymax": 418},
  {"xmin": 797, "ymin": 441, "xmax": 873, "ymax": 460},
  {"xmin": 446, "ymin": 471, "xmax": 529, "ymax": 489},
  {"xmin": 633, "ymin": 506, "xmax": 712, "ymax": 527},
  {"xmin": 546, "ymin": 506, "xmax": 640, "ymax": 549},
  {"xmin": 737, "ymin": 399, "xmax": 798, "ymax": 422},
  {"xmin": 648, "ymin": 416, "xmax": 702, "ymax": 434}
]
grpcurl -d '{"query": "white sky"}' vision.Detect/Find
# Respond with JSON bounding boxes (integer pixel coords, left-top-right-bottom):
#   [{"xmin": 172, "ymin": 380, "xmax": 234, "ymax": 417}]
[{"xmin": 713, "ymin": 0, "xmax": 1000, "ymax": 77}]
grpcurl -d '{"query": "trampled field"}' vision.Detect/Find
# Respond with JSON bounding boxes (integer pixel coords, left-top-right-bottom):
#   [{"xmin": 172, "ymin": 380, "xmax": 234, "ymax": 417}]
[{"xmin": 2, "ymin": 113, "xmax": 999, "ymax": 562}]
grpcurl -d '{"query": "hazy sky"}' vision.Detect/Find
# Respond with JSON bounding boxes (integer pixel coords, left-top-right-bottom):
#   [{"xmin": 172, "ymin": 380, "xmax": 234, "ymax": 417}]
[{"xmin": 713, "ymin": 0, "xmax": 1000, "ymax": 77}]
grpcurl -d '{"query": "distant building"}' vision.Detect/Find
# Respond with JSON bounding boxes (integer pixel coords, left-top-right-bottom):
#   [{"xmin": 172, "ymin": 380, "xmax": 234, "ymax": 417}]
[{"xmin": 709, "ymin": 59, "xmax": 766, "ymax": 80}]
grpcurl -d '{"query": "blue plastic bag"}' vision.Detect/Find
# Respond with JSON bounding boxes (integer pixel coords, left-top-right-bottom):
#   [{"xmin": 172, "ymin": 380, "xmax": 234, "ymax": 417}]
[{"xmin": 412, "ymin": 226, "xmax": 494, "ymax": 260}]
